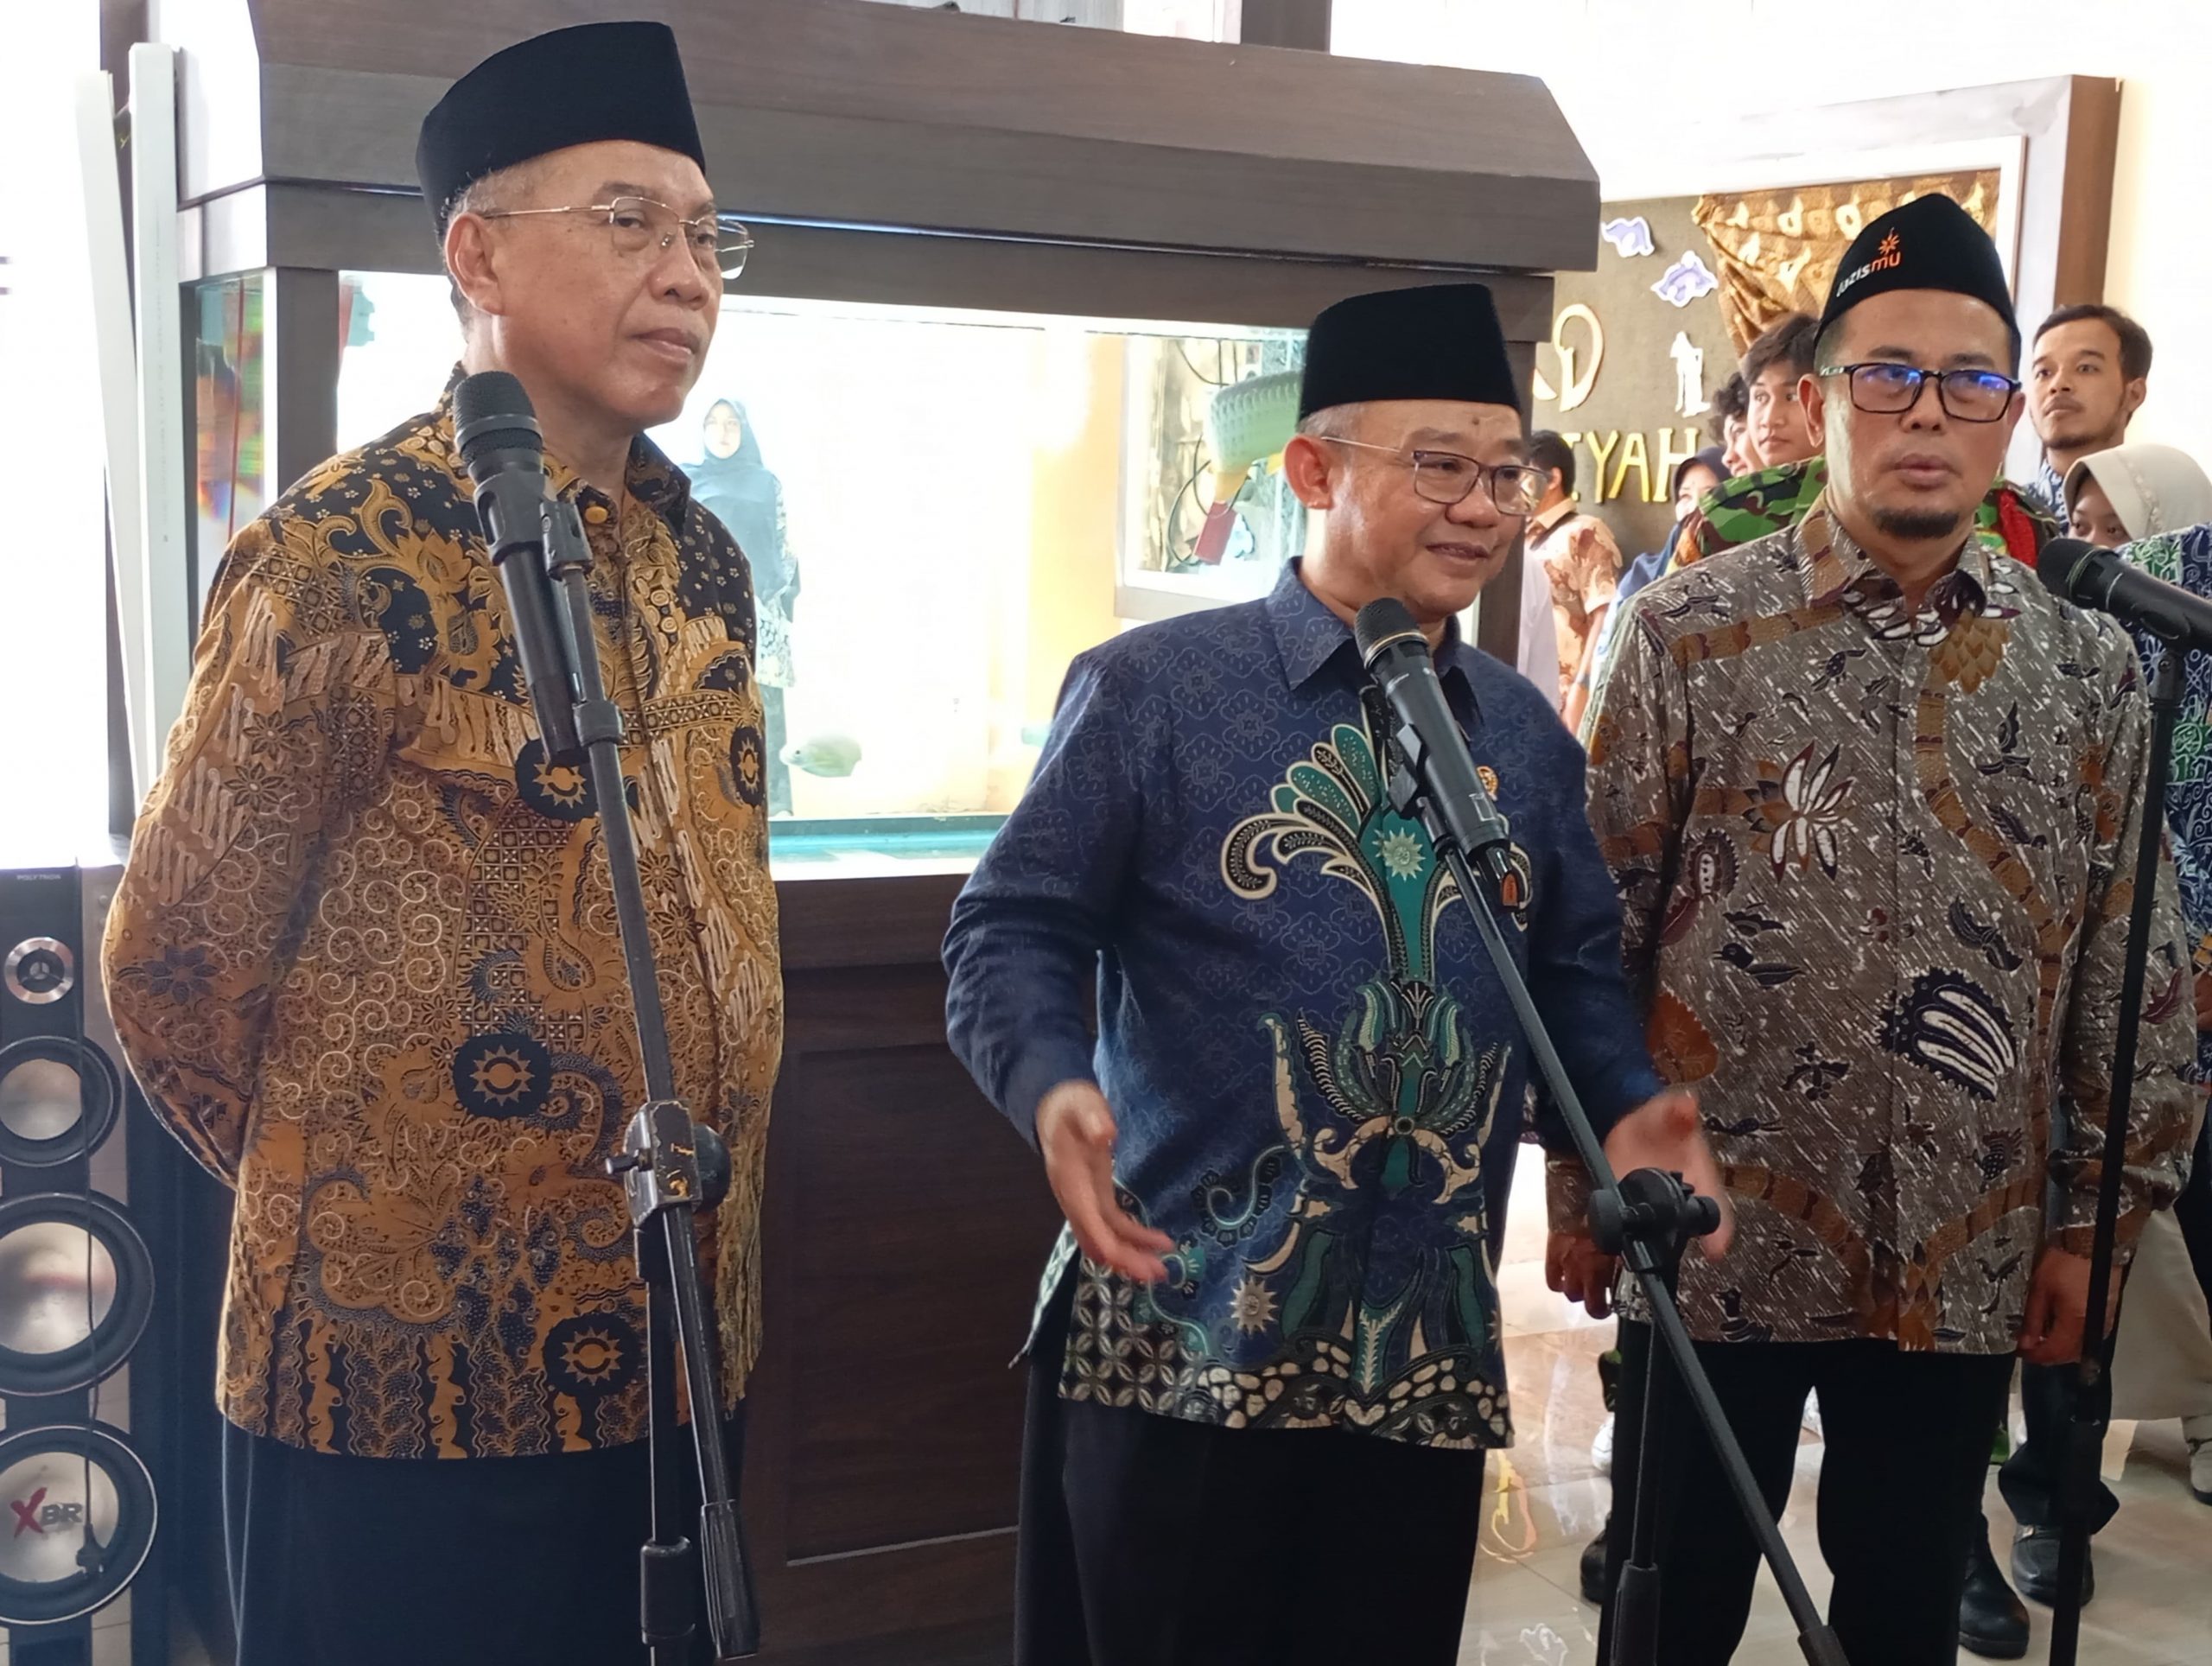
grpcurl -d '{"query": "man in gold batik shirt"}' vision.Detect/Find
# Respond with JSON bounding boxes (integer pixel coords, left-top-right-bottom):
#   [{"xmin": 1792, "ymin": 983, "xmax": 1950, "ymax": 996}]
[{"xmin": 102, "ymin": 23, "xmax": 778, "ymax": 1665}]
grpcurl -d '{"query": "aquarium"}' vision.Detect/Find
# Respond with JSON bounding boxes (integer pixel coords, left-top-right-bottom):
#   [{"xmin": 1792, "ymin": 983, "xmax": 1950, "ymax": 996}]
[{"xmin": 194, "ymin": 272, "xmax": 1312, "ymax": 870}]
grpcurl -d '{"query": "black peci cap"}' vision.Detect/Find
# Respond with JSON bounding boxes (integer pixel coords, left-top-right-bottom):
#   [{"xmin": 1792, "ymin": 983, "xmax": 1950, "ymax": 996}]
[
  {"xmin": 416, "ymin": 22, "xmax": 707, "ymax": 234},
  {"xmin": 1298, "ymin": 283, "xmax": 1521, "ymax": 420}
]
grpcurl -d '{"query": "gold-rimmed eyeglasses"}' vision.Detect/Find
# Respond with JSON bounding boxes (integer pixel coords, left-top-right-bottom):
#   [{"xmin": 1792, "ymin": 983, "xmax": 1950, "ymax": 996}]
[
  {"xmin": 1323, "ymin": 437, "xmax": 1547, "ymax": 516},
  {"xmin": 475, "ymin": 195, "xmax": 754, "ymax": 283}
]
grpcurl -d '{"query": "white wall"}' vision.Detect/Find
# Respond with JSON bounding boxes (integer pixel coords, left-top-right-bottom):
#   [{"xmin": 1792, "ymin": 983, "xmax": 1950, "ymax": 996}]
[
  {"xmin": 0, "ymin": 7, "xmax": 114, "ymax": 858},
  {"xmin": 1332, "ymin": 0, "xmax": 2212, "ymax": 471}
]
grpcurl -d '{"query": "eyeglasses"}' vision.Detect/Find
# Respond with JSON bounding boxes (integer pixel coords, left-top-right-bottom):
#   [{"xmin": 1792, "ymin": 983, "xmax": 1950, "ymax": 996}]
[
  {"xmin": 1323, "ymin": 438, "xmax": 1547, "ymax": 515},
  {"xmin": 475, "ymin": 195, "xmax": 754, "ymax": 283},
  {"xmin": 1820, "ymin": 361, "xmax": 2020, "ymax": 424}
]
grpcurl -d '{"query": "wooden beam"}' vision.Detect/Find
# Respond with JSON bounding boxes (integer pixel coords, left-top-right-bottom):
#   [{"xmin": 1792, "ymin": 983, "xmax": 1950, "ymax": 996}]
[{"xmin": 2052, "ymin": 75, "xmax": 2121, "ymax": 305}]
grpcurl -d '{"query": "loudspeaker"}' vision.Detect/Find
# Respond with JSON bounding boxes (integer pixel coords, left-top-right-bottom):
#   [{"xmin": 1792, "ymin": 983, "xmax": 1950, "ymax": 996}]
[{"xmin": 0, "ymin": 861, "xmax": 197, "ymax": 1666}]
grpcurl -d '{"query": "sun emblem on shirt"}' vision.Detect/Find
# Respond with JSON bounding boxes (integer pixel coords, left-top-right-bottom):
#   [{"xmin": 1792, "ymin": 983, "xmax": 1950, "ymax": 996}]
[
  {"xmin": 451, "ymin": 1031, "xmax": 554, "ymax": 1119},
  {"xmin": 728, "ymin": 726, "xmax": 767, "ymax": 809},
  {"xmin": 514, "ymin": 737, "xmax": 597, "ymax": 822},
  {"xmin": 469, "ymin": 1045, "xmax": 536, "ymax": 1107},
  {"xmin": 534, "ymin": 757, "xmax": 589, "ymax": 809},
  {"xmin": 1228, "ymin": 1275, "xmax": 1279, "ymax": 1335},
  {"xmin": 1376, "ymin": 829, "xmax": 1425, "ymax": 881},
  {"xmin": 1477, "ymin": 766, "xmax": 1499, "ymax": 797},
  {"xmin": 560, "ymin": 1326, "xmax": 625, "ymax": 1385},
  {"xmin": 544, "ymin": 1312, "xmax": 643, "ymax": 1400}
]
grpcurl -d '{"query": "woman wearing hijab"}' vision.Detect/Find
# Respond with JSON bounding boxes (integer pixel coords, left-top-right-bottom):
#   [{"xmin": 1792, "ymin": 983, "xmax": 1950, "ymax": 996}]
[
  {"xmin": 693, "ymin": 398, "xmax": 798, "ymax": 814},
  {"xmin": 2065, "ymin": 442, "xmax": 2212, "ymax": 551}
]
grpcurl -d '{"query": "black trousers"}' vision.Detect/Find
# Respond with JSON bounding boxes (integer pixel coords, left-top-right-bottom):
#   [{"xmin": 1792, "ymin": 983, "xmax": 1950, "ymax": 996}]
[
  {"xmin": 1599, "ymin": 1323, "xmax": 2013, "ymax": 1666},
  {"xmin": 2181, "ymin": 1116, "xmax": 2212, "ymax": 1300},
  {"xmin": 1016, "ymin": 1275, "xmax": 1487, "ymax": 1666},
  {"xmin": 225, "ymin": 1412, "xmax": 741, "ymax": 1666},
  {"xmin": 1996, "ymin": 1359, "xmax": 2121, "ymax": 1532}
]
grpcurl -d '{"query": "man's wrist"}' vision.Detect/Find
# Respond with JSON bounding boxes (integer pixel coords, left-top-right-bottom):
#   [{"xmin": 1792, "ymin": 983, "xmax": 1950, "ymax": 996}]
[{"xmin": 1546, "ymin": 1154, "xmax": 1594, "ymax": 1235}]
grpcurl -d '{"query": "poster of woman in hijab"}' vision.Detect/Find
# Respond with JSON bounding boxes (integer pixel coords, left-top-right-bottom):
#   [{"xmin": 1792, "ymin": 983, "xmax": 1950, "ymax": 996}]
[{"xmin": 693, "ymin": 399, "xmax": 798, "ymax": 815}]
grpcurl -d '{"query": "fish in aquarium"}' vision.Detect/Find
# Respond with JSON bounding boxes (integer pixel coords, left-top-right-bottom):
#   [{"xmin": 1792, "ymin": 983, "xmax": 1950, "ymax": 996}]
[{"xmin": 780, "ymin": 733, "xmax": 862, "ymax": 778}]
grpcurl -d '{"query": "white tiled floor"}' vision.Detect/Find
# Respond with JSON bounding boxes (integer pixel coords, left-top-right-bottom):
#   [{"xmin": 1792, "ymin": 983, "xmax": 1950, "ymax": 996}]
[{"xmin": 1465, "ymin": 1156, "xmax": 2212, "ymax": 1664}]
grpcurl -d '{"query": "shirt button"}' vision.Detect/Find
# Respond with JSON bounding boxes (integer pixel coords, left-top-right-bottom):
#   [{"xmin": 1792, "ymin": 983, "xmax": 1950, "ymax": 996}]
[{"xmin": 583, "ymin": 503, "xmax": 610, "ymax": 525}]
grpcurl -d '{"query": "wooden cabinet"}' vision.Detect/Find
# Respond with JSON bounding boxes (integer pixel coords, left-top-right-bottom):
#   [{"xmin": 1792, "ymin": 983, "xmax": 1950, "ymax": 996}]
[{"xmin": 742, "ymin": 874, "xmax": 1063, "ymax": 1662}]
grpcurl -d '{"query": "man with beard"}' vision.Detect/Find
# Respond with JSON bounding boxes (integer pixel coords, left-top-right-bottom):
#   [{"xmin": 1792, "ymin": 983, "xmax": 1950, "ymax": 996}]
[
  {"xmin": 2025, "ymin": 303, "xmax": 2153, "ymax": 516},
  {"xmin": 1559, "ymin": 194, "xmax": 2198, "ymax": 1665}
]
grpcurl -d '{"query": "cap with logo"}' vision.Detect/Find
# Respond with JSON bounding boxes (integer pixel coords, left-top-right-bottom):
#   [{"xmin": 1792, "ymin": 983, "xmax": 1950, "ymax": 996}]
[{"xmin": 1815, "ymin": 193, "xmax": 2018, "ymax": 359}]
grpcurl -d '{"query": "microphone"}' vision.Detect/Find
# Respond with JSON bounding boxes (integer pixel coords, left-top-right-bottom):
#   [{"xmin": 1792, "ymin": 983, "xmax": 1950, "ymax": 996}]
[
  {"xmin": 453, "ymin": 371, "xmax": 581, "ymax": 760},
  {"xmin": 2038, "ymin": 536, "xmax": 2212, "ymax": 650},
  {"xmin": 1353, "ymin": 597, "xmax": 1515, "ymax": 870}
]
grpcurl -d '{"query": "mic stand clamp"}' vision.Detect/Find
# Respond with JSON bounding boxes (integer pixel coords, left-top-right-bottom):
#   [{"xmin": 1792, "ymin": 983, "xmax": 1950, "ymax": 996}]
[
  {"xmin": 609, "ymin": 1102, "xmax": 747, "ymax": 1664},
  {"xmin": 1382, "ymin": 754, "xmax": 1848, "ymax": 1666}
]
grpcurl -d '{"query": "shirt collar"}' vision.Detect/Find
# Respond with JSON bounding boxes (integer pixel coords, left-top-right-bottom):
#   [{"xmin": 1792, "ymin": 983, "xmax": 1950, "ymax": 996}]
[
  {"xmin": 434, "ymin": 370, "xmax": 693, "ymax": 531},
  {"xmin": 1797, "ymin": 493, "xmax": 1991, "ymax": 614},
  {"xmin": 2034, "ymin": 455, "xmax": 2068, "ymax": 518},
  {"xmin": 1529, "ymin": 499, "xmax": 1577, "ymax": 540},
  {"xmin": 1265, "ymin": 559, "xmax": 1478, "ymax": 693}
]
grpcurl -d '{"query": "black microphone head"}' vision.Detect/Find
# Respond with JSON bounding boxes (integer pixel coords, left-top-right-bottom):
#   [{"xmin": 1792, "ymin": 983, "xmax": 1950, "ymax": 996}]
[
  {"xmin": 2036, "ymin": 537, "xmax": 2113, "ymax": 608},
  {"xmin": 453, "ymin": 371, "xmax": 542, "ymax": 479},
  {"xmin": 1354, "ymin": 597, "xmax": 1425, "ymax": 667}
]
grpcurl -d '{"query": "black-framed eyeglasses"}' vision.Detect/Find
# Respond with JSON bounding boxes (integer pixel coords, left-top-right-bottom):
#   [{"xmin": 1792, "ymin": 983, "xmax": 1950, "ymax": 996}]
[
  {"xmin": 476, "ymin": 195, "xmax": 754, "ymax": 283},
  {"xmin": 1820, "ymin": 361, "xmax": 2020, "ymax": 424},
  {"xmin": 1323, "ymin": 437, "xmax": 1547, "ymax": 515}
]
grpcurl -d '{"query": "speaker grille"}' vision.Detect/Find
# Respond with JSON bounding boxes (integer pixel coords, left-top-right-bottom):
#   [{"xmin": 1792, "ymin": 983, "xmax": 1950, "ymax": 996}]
[
  {"xmin": 0, "ymin": 1038, "xmax": 121, "ymax": 1167},
  {"xmin": 0, "ymin": 1195, "xmax": 151, "ymax": 1397},
  {"xmin": 0, "ymin": 1423, "xmax": 156, "ymax": 1624}
]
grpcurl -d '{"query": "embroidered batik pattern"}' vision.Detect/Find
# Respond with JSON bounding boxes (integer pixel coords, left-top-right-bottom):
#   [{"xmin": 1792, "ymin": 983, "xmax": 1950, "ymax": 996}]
[
  {"xmin": 1057, "ymin": 707, "xmax": 1526, "ymax": 1447},
  {"xmin": 950, "ymin": 561, "xmax": 1662, "ymax": 1453},
  {"xmin": 1580, "ymin": 499, "xmax": 2196, "ymax": 1351}
]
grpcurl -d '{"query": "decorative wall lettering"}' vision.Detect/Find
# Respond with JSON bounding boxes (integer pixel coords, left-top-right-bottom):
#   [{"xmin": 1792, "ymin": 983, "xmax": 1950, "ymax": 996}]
[
  {"xmin": 1583, "ymin": 429, "xmax": 1620, "ymax": 499},
  {"xmin": 1566, "ymin": 428, "xmax": 1708, "ymax": 505},
  {"xmin": 1530, "ymin": 303, "xmax": 1605, "ymax": 412},
  {"xmin": 1610, "ymin": 430, "xmax": 1652, "ymax": 506}
]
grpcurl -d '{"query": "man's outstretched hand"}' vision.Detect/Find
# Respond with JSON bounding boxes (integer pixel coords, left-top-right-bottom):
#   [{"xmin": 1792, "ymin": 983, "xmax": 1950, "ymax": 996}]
[
  {"xmin": 1546, "ymin": 1090, "xmax": 1733, "ymax": 1318},
  {"xmin": 1037, "ymin": 1081, "xmax": 1173, "ymax": 1283},
  {"xmin": 1602, "ymin": 1089, "xmax": 1735, "ymax": 1260}
]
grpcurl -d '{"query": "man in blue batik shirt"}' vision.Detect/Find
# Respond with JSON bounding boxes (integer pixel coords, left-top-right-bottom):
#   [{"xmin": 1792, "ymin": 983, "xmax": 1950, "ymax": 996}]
[{"xmin": 944, "ymin": 283, "xmax": 1730, "ymax": 1666}]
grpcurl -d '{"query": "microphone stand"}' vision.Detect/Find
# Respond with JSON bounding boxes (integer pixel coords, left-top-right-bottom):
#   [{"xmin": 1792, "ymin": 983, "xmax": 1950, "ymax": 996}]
[
  {"xmin": 515, "ymin": 499, "xmax": 760, "ymax": 1663},
  {"xmin": 1375, "ymin": 745, "xmax": 1849, "ymax": 1666},
  {"xmin": 2048, "ymin": 639, "xmax": 2188, "ymax": 1666}
]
